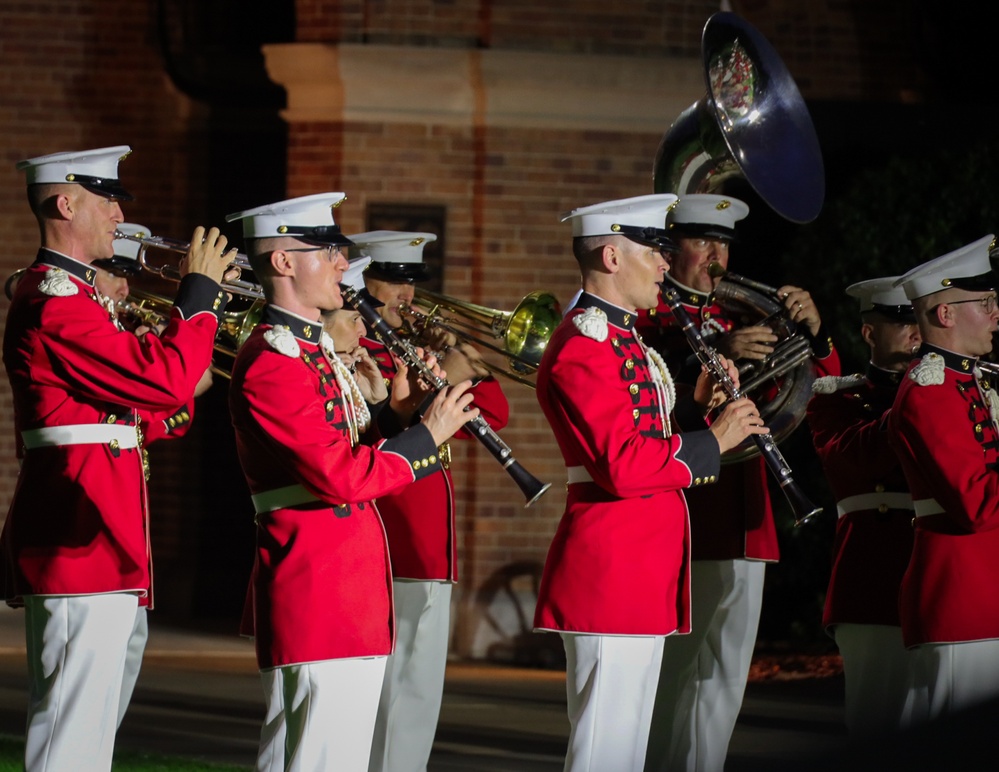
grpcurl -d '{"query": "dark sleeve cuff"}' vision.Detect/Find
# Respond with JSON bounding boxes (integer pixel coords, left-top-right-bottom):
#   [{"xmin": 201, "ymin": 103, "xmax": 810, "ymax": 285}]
[
  {"xmin": 380, "ymin": 424, "xmax": 444, "ymax": 481},
  {"xmin": 805, "ymin": 325, "xmax": 834, "ymax": 359},
  {"xmin": 675, "ymin": 430, "xmax": 722, "ymax": 486},
  {"xmin": 173, "ymin": 274, "xmax": 228, "ymax": 321}
]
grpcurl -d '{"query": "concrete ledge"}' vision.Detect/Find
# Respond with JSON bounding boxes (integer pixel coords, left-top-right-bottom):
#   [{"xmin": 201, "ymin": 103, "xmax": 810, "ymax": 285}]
[{"xmin": 263, "ymin": 42, "xmax": 704, "ymax": 133}]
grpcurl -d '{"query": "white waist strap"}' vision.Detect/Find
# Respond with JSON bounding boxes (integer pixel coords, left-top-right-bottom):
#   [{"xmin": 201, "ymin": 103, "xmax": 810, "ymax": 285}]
[
  {"xmin": 913, "ymin": 498, "xmax": 945, "ymax": 518},
  {"xmin": 836, "ymin": 492, "xmax": 914, "ymax": 519},
  {"xmin": 251, "ymin": 484, "xmax": 320, "ymax": 514},
  {"xmin": 566, "ymin": 466, "xmax": 593, "ymax": 485},
  {"xmin": 21, "ymin": 424, "xmax": 139, "ymax": 450}
]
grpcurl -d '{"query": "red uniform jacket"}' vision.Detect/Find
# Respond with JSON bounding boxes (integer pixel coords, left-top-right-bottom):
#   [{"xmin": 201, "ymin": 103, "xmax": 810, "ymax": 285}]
[
  {"xmin": 637, "ymin": 277, "xmax": 840, "ymax": 560},
  {"xmin": 806, "ymin": 366, "xmax": 914, "ymax": 631},
  {"xmin": 534, "ymin": 293, "xmax": 722, "ymax": 636},
  {"xmin": 359, "ymin": 333, "xmax": 509, "ymax": 581},
  {"xmin": 230, "ymin": 306, "xmax": 445, "ymax": 669},
  {"xmin": 888, "ymin": 345, "xmax": 999, "ymax": 647},
  {"xmin": 1, "ymin": 249, "xmax": 224, "ymax": 604}
]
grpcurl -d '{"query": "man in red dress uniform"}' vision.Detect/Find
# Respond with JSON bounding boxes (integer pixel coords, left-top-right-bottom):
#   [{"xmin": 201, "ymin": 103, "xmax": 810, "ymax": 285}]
[
  {"xmin": 226, "ymin": 195, "xmax": 477, "ymax": 771},
  {"xmin": 3, "ymin": 146, "xmax": 232, "ymax": 771},
  {"xmin": 807, "ymin": 276, "xmax": 921, "ymax": 736},
  {"xmin": 534, "ymin": 193, "xmax": 767, "ymax": 772},
  {"xmin": 352, "ymin": 231, "xmax": 510, "ymax": 772},
  {"xmin": 888, "ymin": 235, "xmax": 999, "ymax": 723},
  {"xmin": 640, "ymin": 194, "xmax": 840, "ymax": 772}
]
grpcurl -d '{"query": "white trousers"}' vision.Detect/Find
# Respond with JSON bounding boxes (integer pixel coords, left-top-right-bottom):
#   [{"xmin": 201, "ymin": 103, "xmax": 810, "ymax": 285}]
[
  {"xmin": 23, "ymin": 593, "xmax": 138, "ymax": 772},
  {"xmin": 562, "ymin": 633, "xmax": 664, "ymax": 772},
  {"xmin": 369, "ymin": 580, "xmax": 452, "ymax": 772},
  {"xmin": 256, "ymin": 657, "xmax": 387, "ymax": 772},
  {"xmin": 834, "ymin": 623, "xmax": 913, "ymax": 736},
  {"xmin": 903, "ymin": 639, "xmax": 999, "ymax": 726},
  {"xmin": 645, "ymin": 559, "xmax": 765, "ymax": 772},
  {"xmin": 117, "ymin": 606, "xmax": 149, "ymax": 728}
]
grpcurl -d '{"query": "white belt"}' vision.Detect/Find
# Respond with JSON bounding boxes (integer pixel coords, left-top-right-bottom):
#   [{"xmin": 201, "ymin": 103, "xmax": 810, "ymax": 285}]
[
  {"xmin": 913, "ymin": 498, "xmax": 945, "ymax": 518},
  {"xmin": 21, "ymin": 424, "xmax": 139, "ymax": 450},
  {"xmin": 566, "ymin": 466, "xmax": 593, "ymax": 485},
  {"xmin": 251, "ymin": 484, "xmax": 320, "ymax": 514},
  {"xmin": 835, "ymin": 492, "xmax": 914, "ymax": 518}
]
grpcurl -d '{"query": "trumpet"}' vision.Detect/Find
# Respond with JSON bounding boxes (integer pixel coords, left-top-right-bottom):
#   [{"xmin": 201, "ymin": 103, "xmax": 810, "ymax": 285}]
[
  {"xmin": 112, "ymin": 229, "xmax": 264, "ymax": 300},
  {"xmin": 402, "ymin": 288, "xmax": 562, "ymax": 388},
  {"xmin": 116, "ymin": 288, "xmax": 263, "ymax": 379}
]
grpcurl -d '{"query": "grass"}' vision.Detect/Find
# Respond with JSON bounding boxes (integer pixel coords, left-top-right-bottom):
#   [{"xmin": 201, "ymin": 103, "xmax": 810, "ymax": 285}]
[{"xmin": 0, "ymin": 735, "xmax": 249, "ymax": 771}]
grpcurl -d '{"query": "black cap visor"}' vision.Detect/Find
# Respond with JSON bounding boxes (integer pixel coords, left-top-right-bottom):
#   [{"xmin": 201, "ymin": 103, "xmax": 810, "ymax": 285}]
[
  {"xmin": 947, "ymin": 272, "xmax": 996, "ymax": 293},
  {"xmin": 72, "ymin": 175, "xmax": 134, "ymax": 202},
  {"xmin": 92, "ymin": 256, "xmax": 142, "ymax": 277},
  {"xmin": 669, "ymin": 223, "xmax": 737, "ymax": 242},
  {"xmin": 365, "ymin": 261, "xmax": 431, "ymax": 283},
  {"xmin": 868, "ymin": 303, "xmax": 916, "ymax": 324},
  {"xmin": 615, "ymin": 225, "xmax": 677, "ymax": 252},
  {"xmin": 280, "ymin": 224, "xmax": 355, "ymax": 248}
]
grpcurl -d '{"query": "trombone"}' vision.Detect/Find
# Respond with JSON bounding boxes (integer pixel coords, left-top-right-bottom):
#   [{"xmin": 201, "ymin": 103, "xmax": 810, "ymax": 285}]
[
  {"xmin": 402, "ymin": 288, "xmax": 562, "ymax": 388},
  {"xmin": 112, "ymin": 229, "xmax": 264, "ymax": 300}
]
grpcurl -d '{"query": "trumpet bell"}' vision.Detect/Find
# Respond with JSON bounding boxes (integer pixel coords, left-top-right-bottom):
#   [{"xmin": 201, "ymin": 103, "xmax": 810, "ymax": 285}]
[
  {"xmin": 213, "ymin": 298, "xmax": 266, "ymax": 378},
  {"xmin": 653, "ymin": 12, "xmax": 825, "ymax": 224}
]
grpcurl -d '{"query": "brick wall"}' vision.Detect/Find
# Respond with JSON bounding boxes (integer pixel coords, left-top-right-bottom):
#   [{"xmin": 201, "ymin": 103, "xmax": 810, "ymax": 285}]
[{"xmin": 0, "ymin": 0, "xmax": 932, "ymax": 653}]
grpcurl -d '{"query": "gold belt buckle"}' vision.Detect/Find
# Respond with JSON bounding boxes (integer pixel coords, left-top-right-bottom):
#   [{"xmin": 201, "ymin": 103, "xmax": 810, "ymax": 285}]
[{"xmin": 438, "ymin": 441, "xmax": 451, "ymax": 470}]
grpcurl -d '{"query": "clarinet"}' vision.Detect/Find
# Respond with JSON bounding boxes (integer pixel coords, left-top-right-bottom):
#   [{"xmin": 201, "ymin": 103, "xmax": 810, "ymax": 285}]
[
  {"xmin": 341, "ymin": 285, "xmax": 551, "ymax": 507},
  {"xmin": 660, "ymin": 285, "xmax": 821, "ymax": 526}
]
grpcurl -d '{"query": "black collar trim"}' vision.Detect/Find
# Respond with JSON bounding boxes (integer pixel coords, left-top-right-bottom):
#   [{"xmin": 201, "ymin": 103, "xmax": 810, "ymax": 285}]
[
  {"xmin": 34, "ymin": 248, "xmax": 97, "ymax": 287},
  {"xmin": 920, "ymin": 343, "xmax": 977, "ymax": 374},
  {"xmin": 575, "ymin": 292, "xmax": 638, "ymax": 330},
  {"xmin": 262, "ymin": 305, "xmax": 324, "ymax": 344},
  {"xmin": 866, "ymin": 362, "xmax": 903, "ymax": 387},
  {"xmin": 661, "ymin": 275, "xmax": 711, "ymax": 307}
]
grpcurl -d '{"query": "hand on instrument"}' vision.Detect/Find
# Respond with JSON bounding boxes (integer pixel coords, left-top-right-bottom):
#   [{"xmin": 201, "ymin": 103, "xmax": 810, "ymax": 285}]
[
  {"xmin": 179, "ymin": 226, "xmax": 238, "ymax": 286},
  {"xmin": 389, "ymin": 347, "xmax": 444, "ymax": 421},
  {"xmin": 777, "ymin": 285, "xmax": 821, "ymax": 337},
  {"xmin": 442, "ymin": 342, "xmax": 491, "ymax": 382},
  {"xmin": 693, "ymin": 356, "xmax": 739, "ymax": 411},
  {"xmin": 421, "ymin": 379, "xmax": 479, "ymax": 446},
  {"xmin": 341, "ymin": 346, "xmax": 388, "ymax": 403},
  {"xmin": 718, "ymin": 325, "xmax": 778, "ymax": 361},
  {"xmin": 708, "ymin": 397, "xmax": 769, "ymax": 454}
]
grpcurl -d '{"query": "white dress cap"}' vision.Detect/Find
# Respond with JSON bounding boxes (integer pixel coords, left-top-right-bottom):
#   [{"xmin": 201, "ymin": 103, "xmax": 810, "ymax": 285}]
[
  {"xmin": 560, "ymin": 194, "xmax": 678, "ymax": 247},
  {"xmin": 845, "ymin": 276, "xmax": 914, "ymax": 320},
  {"xmin": 350, "ymin": 230, "xmax": 437, "ymax": 282},
  {"xmin": 341, "ymin": 256, "xmax": 372, "ymax": 293},
  {"xmin": 16, "ymin": 145, "xmax": 133, "ymax": 200},
  {"xmin": 112, "ymin": 223, "xmax": 152, "ymax": 262},
  {"xmin": 667, "ymin": 194, "xmax": 749, "ymax": 241},
  {"xmin": 226, "ymin": 192, "xmax": 353, "ymax": 246},
  {"xmin": 894, "ymin": 235, "xmax": 996, "ymax": 300}
]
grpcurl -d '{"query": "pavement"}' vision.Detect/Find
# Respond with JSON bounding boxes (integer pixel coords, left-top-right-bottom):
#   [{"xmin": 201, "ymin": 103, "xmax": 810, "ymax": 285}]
[{"xmin": 0, "ymin": 605, "xmax": 880, "ymax": 771}]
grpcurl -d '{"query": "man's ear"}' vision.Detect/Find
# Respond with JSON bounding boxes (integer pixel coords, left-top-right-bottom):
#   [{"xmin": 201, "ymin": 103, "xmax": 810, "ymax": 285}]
[
  {"xmin": 935, "ymin": 302, "xmax": 956, "ymax": 329},
  {"xmin": 269, "ymin": 250, "xmax": 295, "ymax": 278},
  {"xmin": 54, "ymin": 192, "xmax": 74, "ymax": 221},
  {"xmin": 860, "ymin": 322, "xmax": 875, "ymax": 349},
  {"xmin": 600, "ymin": 242, "xmax": 621, "ymax": 274}
]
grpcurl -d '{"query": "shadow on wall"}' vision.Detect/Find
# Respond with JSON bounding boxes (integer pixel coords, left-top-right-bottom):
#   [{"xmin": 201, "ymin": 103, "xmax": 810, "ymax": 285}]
[{"xmin": 463, "ymin": 560, "xmax": 565, "ymax": 670}]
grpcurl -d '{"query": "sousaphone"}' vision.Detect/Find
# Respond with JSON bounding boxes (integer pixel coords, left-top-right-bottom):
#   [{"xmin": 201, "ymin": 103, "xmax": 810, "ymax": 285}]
[{"xmin": 654, "ymin": 12, "xmax": 825, "ymax": 462}]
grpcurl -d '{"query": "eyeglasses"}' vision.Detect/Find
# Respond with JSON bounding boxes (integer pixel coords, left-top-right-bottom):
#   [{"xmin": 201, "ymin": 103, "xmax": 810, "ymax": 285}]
[
  {"xmin": 945, "ymin": 294, "xmax": 998, "ymax": 314},
  {"xmin": 286, "ymin": 245, "xmax": 340, "ymax": 261}
]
